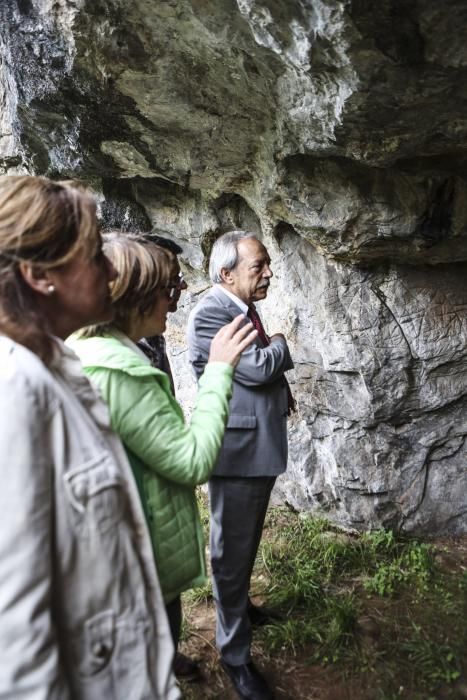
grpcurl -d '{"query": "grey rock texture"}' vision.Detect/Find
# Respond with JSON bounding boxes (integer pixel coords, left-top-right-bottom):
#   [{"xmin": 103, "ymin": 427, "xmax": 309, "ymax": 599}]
[{"xmin": 1, "ymin": 0, "xmax": 467, "ymax": 533}]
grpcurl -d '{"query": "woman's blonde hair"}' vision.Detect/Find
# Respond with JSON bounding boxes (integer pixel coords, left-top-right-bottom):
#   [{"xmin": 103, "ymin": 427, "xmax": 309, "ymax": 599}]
[
  {"xmin": 0, "ymin": 175, "xmax": 99, "ymax": 363},
  {"xmin": 79, "ymin": 232, "xmax": 174, "ymax": 337}
]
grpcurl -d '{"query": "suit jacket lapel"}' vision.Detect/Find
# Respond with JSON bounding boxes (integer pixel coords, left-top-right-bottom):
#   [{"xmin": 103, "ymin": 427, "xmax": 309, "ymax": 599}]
[
  {"xmin": 209, "ymin": 286, "xmax": 245, "ymax": 315},
  {"xmin": 207, "ymin": 287, "xmax": 265, "ymax": 348}
]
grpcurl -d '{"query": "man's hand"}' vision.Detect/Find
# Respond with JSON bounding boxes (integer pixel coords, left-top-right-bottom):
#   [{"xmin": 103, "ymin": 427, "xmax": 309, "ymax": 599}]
[{"xmin": 208, "ymin": 314, "xmax": 258, "ymax": 368}]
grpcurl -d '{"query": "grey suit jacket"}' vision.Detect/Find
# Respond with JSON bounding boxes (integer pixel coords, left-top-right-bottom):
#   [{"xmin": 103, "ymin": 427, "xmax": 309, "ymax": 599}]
[{"xmin": 187, "ymin": 286, "xmax": 294, "ymax": 477}]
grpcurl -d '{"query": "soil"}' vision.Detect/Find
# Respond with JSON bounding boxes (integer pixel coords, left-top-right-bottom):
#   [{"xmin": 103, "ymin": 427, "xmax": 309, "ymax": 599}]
[
  {"xmin": 178, "ymin": 534, "xmax": 467, "ymax": 700},
  {"xmin": 179, "ymin": 599, "xmax": 368, "ymax": 699}
]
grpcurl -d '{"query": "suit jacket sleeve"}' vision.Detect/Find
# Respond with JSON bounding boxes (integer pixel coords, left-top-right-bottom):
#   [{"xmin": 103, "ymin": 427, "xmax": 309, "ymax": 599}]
[
  {"xmin": 0, "ymin": 371, "xmax": 70, "ymax": 699},
  {"xmin": 188, "ymin": 299, "xmax": 294, "ymax": 387}
]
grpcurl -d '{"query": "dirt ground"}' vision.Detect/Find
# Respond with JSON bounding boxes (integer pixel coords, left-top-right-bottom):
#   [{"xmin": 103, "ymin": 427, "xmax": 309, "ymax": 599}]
[
  {"xmin": 178, "ymin": 535, "xmax": 467, "ymax": 700},
  {"xmin": 179, "ymin": 598, "xmax": 368, "ymax": 700}
]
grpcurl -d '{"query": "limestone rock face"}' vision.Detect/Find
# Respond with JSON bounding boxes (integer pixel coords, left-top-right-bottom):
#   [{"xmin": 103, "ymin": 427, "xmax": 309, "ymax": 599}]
[{"xmin": 1, "ymin": 0, "xmax": 467, "ymax": 533}]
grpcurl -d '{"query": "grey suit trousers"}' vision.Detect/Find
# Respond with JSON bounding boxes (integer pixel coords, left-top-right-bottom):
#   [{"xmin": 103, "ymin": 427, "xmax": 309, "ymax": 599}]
[{"xmin": 209, "ymin": 475, "xmax": 276, "ymax": 665}]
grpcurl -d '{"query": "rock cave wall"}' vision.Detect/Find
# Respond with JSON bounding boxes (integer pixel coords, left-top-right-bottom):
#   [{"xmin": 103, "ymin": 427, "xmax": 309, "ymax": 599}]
[{"xmin": 1, "ymin": 0, "xmax": 467, "ymax": 533}]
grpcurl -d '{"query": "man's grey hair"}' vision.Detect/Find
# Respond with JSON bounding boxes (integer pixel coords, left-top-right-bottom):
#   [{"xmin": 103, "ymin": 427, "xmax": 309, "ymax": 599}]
[{"xmin": 209, "ymin": 230, "xmax": 259, "ymax": 284}]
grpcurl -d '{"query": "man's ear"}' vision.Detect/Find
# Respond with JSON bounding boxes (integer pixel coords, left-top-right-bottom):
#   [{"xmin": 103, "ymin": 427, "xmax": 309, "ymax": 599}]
[
  {"xmin": 19, "ymin": 262, "xmax": 55, "ymax": 296},
  {"xmin": 220, "ymin": 267, "xmax": 234, "ymax": 285}
]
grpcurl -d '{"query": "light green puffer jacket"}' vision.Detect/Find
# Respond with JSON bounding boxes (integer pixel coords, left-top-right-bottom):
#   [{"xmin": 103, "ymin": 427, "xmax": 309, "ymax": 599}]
[{"xmin": 68, "ymin": 332, "xmax": 233, "ymax": 604}]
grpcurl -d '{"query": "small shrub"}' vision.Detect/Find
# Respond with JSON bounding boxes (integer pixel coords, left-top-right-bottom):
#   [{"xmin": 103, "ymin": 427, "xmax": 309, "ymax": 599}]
[
  {"xmin": 184, "ymin": 580, "xmax": 213, "ymax": 605},
  {"xmin": 363, "ymin": 542, "xmax": 434, "ymax": 597},
  {"xmin": 401, "ymin": 624, "xmax": 461, "ymax": 685}
]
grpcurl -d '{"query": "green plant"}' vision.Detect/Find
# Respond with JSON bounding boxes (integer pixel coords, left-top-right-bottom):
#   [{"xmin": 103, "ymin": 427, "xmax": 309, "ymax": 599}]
[
  {"xmin": 459, "ymin": 568, "xmax": 467, "ymax": 593},
  {"xmin": 260, "ymin": 513, "xmax": 365, "ymax": 609},
  {"xmin": 400, "ymin": 624, "xmax": 461, "ymax": 685},
  {"xmin": 363, "ymin": 542, "xmax": 434, "ymax": 597},
  {"xmin": 182, "ymin": 506, "xmax": 467, "ymax": 700},
  {"xmin": 316, "ymin": 594, "xmax": 359, "ymax": 663},
  {"xmin": 195, "ymin": 486, "xmax": 210, "ymax": 537},
  {"xmin": 179, "ymin": 614, "xmax": 195, "ymax": 643},
  {"xmin": 259, "ymin": 591, "xmax": 359, "ymax": 662},
  {"xmin": 183, "ymin": 579, "xmax": 213, "ymax": 606}
]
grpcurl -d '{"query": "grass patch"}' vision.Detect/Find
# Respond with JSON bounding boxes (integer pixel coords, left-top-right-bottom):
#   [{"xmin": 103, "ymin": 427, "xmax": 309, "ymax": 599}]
[
  {"xmin": 181, "ymin": 494, "xmax": 467, "ymax": 699},
  {"xmin": 255, "ymin": 509, "xmax": 467, "ymax": 698},
  {"xmin": 184, "ymin": 579, "xmax": 213, "ymax": 605}
]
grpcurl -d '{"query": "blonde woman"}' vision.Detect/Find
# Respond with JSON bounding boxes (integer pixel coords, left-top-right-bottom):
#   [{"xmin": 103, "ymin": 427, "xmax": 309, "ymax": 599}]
[
  {"xmin": 0, "ymin": 176, "xmax": 180, "ymax": 699},
  {"xmin": 69, "ymin": 232, "xmax": 257, "ymax": 679}
]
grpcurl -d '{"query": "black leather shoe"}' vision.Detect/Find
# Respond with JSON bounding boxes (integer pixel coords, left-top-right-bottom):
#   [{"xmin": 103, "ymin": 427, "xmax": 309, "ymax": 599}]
[
  {"xmin": 173, "ymin": 652, "xmax": 203, "ymax": 682},
  {"xmin": 248, "ymin": 600, "xmax": 282, "ymax": 627},
  {"xmin": 220, "ymin": 660, "xmax": 274, "ymax": 700}
]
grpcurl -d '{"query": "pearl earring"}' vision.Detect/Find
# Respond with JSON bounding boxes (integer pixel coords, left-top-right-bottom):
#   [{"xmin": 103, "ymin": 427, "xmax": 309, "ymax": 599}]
[{"xmin": 47, "ymin": 284, "xmax": 55, "ymax": 295}]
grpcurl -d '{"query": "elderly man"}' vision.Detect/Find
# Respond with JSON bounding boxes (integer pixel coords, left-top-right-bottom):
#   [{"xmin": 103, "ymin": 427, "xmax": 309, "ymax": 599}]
[{"xmin": 187, "ymin": 231, "xmax": 294, "ymax": 700}]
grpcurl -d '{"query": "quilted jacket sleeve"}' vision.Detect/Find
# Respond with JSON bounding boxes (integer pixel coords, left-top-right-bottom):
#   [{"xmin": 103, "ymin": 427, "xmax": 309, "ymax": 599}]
[
  {"xmin": 88, "ymin": 361, "xmax": 233, "ymax": 487},
  {"xmin": 0, "ymin": 362, "xmax": 70, "ymax": 700}
]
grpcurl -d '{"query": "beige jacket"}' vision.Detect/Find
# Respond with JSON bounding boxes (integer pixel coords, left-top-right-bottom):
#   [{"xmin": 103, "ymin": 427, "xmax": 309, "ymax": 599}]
[{"xmin": 0, "ymin": 337, "xmax": 180, "ymax": 700}]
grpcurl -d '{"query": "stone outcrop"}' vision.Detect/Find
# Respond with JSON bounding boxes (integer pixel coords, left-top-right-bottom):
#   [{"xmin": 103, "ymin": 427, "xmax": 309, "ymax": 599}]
[{"xmin": 1, "ymin": 0, "xmax": 467, "ymax": 533}]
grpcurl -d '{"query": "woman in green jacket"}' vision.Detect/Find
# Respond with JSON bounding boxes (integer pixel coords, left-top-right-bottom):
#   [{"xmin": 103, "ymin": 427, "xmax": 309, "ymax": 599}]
[{"xmin": 69, "ymin": 233, "xmax": 256, "ymax": 679}]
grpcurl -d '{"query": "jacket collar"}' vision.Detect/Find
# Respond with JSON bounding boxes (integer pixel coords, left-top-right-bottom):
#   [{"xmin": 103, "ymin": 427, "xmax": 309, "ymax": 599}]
[
  {"xmin": 207, "ymin": 285, "xmax": 247, "ymax": 315},
  {"xmin": 214, "ymin": 284, "xmax": 249, "ymax": 314},
  {"xmin": 67, "ymin": 330, "xmax": 168, "ymax": 381}
]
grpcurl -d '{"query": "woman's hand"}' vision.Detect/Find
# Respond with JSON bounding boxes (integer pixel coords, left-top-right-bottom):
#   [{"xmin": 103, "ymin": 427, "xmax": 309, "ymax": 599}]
[{"xmin": 208, "ymin": 314, "xmax": 258, "ymax": 368}]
